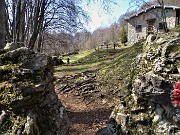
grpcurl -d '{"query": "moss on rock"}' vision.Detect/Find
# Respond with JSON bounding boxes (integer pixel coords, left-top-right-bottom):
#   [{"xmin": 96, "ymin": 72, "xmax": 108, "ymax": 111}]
[
  {"xmin": 111, "ymin": 34, "xmax": 180, "ymax": 134},
  {"xmin": 0, "ymin": 47, "xmax": 69, "ymax": 135}
]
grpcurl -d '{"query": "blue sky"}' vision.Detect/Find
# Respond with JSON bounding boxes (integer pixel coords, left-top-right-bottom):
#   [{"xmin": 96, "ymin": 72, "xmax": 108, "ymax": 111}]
[{"xmin": 81, "ymin": 0, "xmax": 130, "ymax": 32}]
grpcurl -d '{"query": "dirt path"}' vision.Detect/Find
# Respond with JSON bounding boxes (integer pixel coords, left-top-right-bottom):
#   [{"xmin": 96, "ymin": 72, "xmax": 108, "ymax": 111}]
[{"xmin": 58, "ymin": 93, "xmax": 115, "ymax": 135}]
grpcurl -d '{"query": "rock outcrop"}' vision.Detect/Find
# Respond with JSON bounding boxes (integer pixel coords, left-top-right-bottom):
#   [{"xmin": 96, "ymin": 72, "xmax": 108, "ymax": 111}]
[
  {"xmin": 111, "ymin": 33, "xmax": 180, "ymax": 134},
  {"xmin": 0, "ymin": 46, "xmax": 69, "ymax": 135}
]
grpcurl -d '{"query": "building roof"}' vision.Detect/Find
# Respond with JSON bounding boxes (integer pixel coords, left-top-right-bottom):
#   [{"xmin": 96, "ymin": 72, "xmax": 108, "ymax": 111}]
[{"xmin": 125, "ymin": 5, "xmax": 180, "ymax": 20}]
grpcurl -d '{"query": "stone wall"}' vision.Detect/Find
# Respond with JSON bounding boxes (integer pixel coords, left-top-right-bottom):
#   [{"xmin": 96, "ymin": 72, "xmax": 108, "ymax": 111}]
[
  {"xmin": 165, "ymin": 9, "xmax": 176, "ymax": 29},
  {"xmin": 111, "ymin": 33, "xmax": 180, "ymax": 134},
  {"xmin": 0, "ymin": 44, "xmax": 69, "ymax": 135}
]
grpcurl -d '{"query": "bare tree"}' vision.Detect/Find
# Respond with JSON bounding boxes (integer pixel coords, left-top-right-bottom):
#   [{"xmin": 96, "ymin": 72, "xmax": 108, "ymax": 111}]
[
  {"xmin": 111, "ymin": 23, "xmax": 118, "ymax": 49},
  {"xmin": 3, "ymin": 0, "xmax": 118, "ymax": 52},
  {"xmin": 0, "ymin": 0, "xmax": 6, "ymax": 49},
  {"xmin": 5, "ymin": 0, "xmax": 88, "ymax": 51}
]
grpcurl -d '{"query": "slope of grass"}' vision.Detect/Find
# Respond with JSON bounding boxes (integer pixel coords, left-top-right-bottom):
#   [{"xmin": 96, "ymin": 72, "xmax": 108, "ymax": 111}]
[
  {"xmin": 55, "ymin": 43, "xmax": 143, "ymax": 97},
  {"xmin": 75, "ymin": 49, "xmax": 123, "ymax": 65},
  {"xmin": 62, "ymin": 50, "xmax": 95, "ymax": 63},
  {"xmin": 55, "ymin": 49, "xmax": 125, "ymax": 76},
  {"xmin": 95, "ymin": 42, "xmax": 143, "ymax": 96}
]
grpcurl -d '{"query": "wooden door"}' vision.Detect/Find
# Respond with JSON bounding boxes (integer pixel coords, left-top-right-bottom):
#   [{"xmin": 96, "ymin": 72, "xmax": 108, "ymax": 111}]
[{"xmin": 147, "ymin": 19, "xmax": 155, "ymax": 32}]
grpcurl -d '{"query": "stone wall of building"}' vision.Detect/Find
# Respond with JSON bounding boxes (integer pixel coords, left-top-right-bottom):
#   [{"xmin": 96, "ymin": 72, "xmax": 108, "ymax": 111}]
[
  {"xmin": 127, "ymin": 8, "xmax": 177, "ymax": 44},
  {"xmin": 127, "ymin": 12, "xmax": 147, "ymax": 44},
  {"xmin": 166, "ymin": 9, "xmax": 176, "ymax": 29}
]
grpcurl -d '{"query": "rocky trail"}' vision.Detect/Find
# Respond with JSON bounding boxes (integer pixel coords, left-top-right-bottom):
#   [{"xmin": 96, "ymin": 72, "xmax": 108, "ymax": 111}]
[
  {"xmin": 59, "ymin": 93, "xmax": 114, "ymax": 135},
  {"xmin": 55, "ymin": 70, "xmax": 116, "ymax": 135}
]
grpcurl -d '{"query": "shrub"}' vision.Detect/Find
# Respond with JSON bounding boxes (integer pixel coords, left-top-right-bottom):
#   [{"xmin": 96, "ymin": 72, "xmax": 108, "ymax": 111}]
[{"xmin": 121, "ymin": 31, "xmax": 127, "ymax": 44}]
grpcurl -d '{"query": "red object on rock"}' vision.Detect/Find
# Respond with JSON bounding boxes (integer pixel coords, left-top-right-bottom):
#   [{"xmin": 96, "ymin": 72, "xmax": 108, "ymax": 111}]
[
  {"xmin": 173, "ymin": 82, "xmax": 180, "ymax": 106},
  {"xmin": 175, "ymin": 82, "xmax": 180, "ymax": 90}
]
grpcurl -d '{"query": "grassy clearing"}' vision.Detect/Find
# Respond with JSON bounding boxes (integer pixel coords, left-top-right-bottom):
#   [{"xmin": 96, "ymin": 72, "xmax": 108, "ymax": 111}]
[
  {"xmin": 55, "ymin": 48, "xmax": 124, "ymax": 77},
  {"xmin": 62, "ymin": 50, "xmax": 95, "ymax": 63},
  {"xmin": 55, "ymin": 43, "xmax": 143, "ymax": 97},
  {"xmin": 55, "ymin": 62, "xmax": 102, "ymax": 77},
  {"xmin": 75, "ymin": 49, "xmax": 124, "ymax": 64}
]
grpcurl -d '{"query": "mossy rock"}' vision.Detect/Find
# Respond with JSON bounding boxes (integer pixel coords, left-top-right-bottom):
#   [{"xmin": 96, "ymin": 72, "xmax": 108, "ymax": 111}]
[{"xmin": 0, "ymin": 47, "xmax": 69, "ymax": 135}]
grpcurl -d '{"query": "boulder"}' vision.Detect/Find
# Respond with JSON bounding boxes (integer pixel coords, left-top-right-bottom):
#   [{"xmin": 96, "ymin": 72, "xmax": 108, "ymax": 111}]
[{"xmin": 133, "ymin": 71, "xmax": 173, "ymax": 105}]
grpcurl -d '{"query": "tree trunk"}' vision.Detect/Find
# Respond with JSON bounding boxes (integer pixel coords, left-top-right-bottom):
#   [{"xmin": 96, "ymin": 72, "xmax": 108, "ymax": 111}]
[
  {"xmin": 0, "ymin": 0, "xmax": 6, "ymax": 49},
  {"xmin": 12, "ymin": 0, "xmax": 16, "ymax": 42},
  {"xmin": 28, "ymin": 0, "xmax": 46, "ymax": 50},
  {"xmin": 161, "ymin": 0, "xmax": 168, "ymax": 32},
  {"xmin": 37, "ymin": 31, "xmax": 43, "ymax": 52}
]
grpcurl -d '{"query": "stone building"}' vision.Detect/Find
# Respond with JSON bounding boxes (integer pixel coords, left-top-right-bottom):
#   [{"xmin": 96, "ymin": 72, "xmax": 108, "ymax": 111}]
[{"xmin": 126, "ymin": 5, "xmax": 180, "ymax": 44}]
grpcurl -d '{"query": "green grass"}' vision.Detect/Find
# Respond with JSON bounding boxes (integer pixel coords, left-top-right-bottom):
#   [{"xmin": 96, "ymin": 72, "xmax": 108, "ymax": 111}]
[
  {"xmin": 55, "ymin": 43, "xmax": 143, "ymax": 96},
  {"xmin": 97, "ymin": 42, "xmax": 143, "ymax": 95},
  {"xmin": 75, "ymin": 49, "xmax": 124, "ymax": 64},
  {"xmin": 55, "ymin": 62, "xmax": 102, "ymax": 77},
  {"xmin": 55, "ymin": 48, "xmax": 125, "ymax": 76},
  {"xmin": 62, "ymin": 50, "xmax": 95, "ymax": 63},
  {"xmin": 171, "ymin": 26, "xmax": 180, "ymax": 32}
]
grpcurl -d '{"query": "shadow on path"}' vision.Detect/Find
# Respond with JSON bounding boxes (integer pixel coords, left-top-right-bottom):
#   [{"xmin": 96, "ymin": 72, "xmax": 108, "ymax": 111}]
[{"xmin": 67, "ymin": 107, "xmax": 113, "ymax": 125}]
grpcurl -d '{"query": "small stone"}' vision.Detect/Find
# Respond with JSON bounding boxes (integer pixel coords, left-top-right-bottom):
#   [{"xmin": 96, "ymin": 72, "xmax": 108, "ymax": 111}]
[
  {"xmin": 153, "ymin": 115, "xmax": 162, "ymax": 123},
  {"xmin": 0, "ymin": 110, "xmax": 6, "ymax": 125}
]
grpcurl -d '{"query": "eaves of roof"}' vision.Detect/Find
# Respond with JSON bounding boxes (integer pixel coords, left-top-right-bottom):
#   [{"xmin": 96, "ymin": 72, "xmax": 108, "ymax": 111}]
[{"xmin": 125, "ymin": 5, "xmax": 180, "ymax": 21}]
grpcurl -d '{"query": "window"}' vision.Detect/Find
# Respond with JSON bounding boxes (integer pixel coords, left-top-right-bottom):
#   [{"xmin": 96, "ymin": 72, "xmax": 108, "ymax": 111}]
[
  {"xmin": 155, "ymin": 10, "xmax": 159, "ymax": 17},
  {"xmin": 136, "ymin": 25, "xmax": 142, "ymax": 32},
  {"xmin": 165, "ymin": 10, "xmax": 169, "ymax": 16},
  {"xmin": 159, "ymin": 22, "xmax": 164, "ymax": 30}
]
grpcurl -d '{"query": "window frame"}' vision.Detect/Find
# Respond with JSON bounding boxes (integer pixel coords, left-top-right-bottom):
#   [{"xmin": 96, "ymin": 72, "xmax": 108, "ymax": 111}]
[
  {"xmin": 159, "ymin": 22, "xmax": 164, "ymax": 30},
  {"xmin": 135, "ymin": 24, "xmax": 142, "ymax": 32}
]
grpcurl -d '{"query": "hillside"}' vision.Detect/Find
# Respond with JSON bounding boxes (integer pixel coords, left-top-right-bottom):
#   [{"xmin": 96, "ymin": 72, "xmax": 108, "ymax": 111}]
[
  {"xmin": 1, "ymin": 31, "xmax": 179, "ymax": 135},
  {"xmin": 54, "ymin": 43, "xmax": 143, "ymax": 134},
  {"xmin": 55, "ymin": 43, "xmax": 143, "ymax": 98},
  {"xmin": 55, "ymin": 31, "xmax": 180, "ymax": 135}
]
